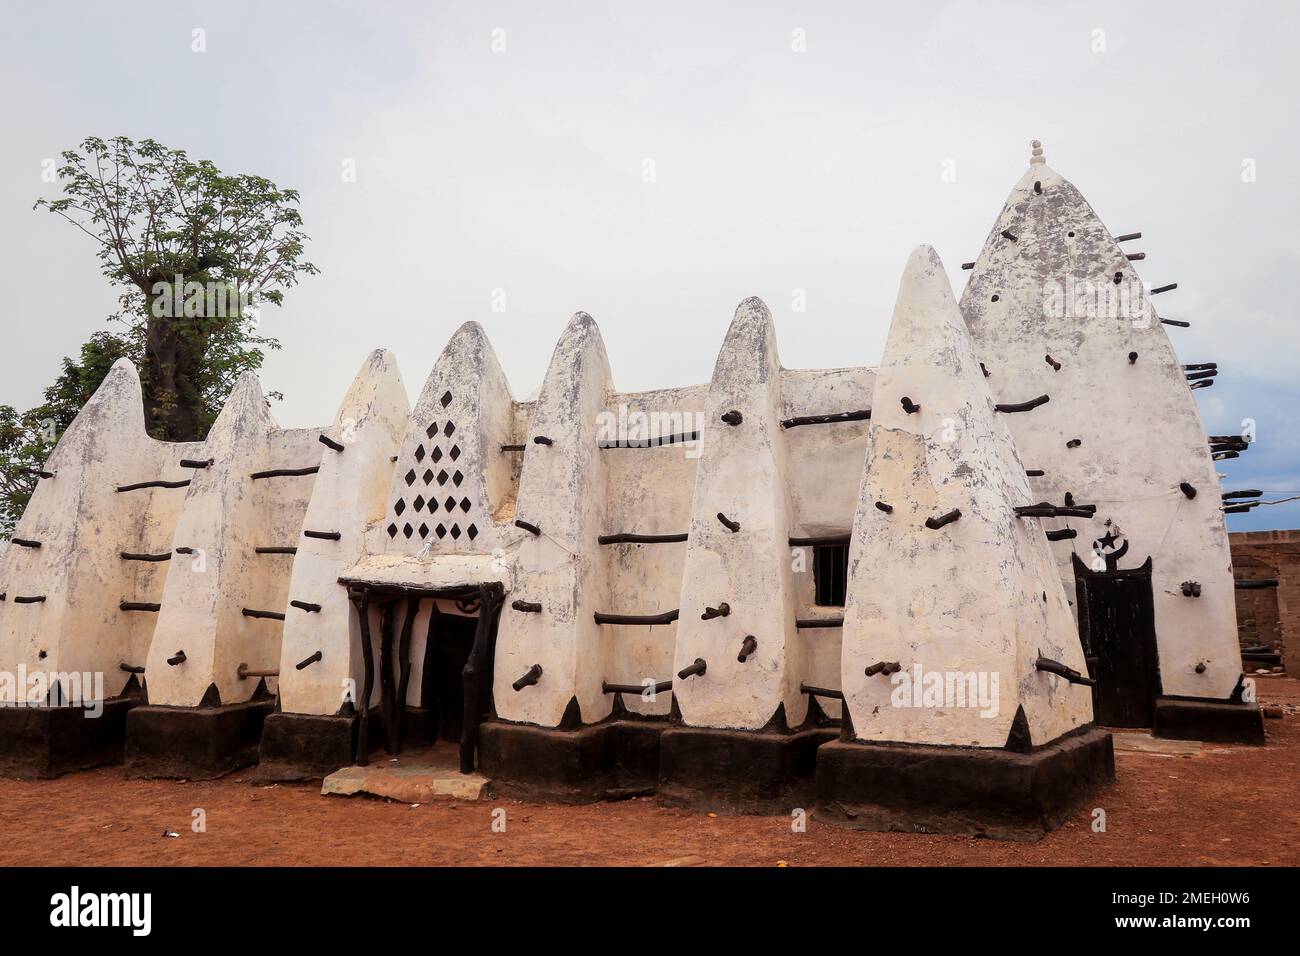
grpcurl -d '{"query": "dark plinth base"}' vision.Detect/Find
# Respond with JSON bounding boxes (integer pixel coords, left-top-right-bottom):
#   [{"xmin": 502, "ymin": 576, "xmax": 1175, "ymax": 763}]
[
  {"xmin": 1152, "ymin": 697, "xmax": 1266, "ymax": 745},
  {"xmin": 124, "ymin": 699, "xmax": 274, "ymax": 780},
  {"xmin": 255, "ymin": 712, "xmax": 358, "ymax": 781},
  {"xmin": 0, "ymin": 696, "xmax": 139, "ymax": 779},
  {"xmin": 479, "ymin": 718, "xmax": 833, "ymax": 812},
  {"xmin": 255, "ymin": 705, "xmax": 459, "ymax": 781},
  {"xmin": 814, "ymin": 726, "xmax": 1115, "ymax": 841},
  {"xmin": 658, "ymin": 725, "xmax": 835, "ymax": 814},
  {"xmin": 478, "ymin": 718, "xmax": 663, "ymax": 803}
]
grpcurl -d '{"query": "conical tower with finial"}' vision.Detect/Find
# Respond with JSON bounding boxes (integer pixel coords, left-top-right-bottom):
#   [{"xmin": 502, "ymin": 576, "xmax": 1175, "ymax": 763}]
[{"xmin": 958, "ymin": 139, "xmax": 1261, "ymax": 742}]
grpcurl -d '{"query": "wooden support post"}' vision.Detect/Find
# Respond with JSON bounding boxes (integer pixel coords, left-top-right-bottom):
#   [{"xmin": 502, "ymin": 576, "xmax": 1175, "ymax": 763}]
[
  {"xmin": 460, "ymin": 585, "xmax": 503, "ymax": 774},
  {"xmin": 394, "ymin": 594, "xmax": 419, "ymax": 751},
  {"xmin": 379, "ymin": 600, "xmax": 398, "ymax": 754},
  {"xmin": 420, "ymin": 601, "xmax": 442, "ymax": 739},
  {"xmin": 352, "ymin": 590, "xmax": 375, "ymax": 766}
]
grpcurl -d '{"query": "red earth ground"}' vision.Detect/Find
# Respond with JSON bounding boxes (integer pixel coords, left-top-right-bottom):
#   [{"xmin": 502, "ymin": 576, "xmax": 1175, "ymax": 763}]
[{"xmin": 1, "ymin": 677, "xmax": 1296, "ymax": 867}]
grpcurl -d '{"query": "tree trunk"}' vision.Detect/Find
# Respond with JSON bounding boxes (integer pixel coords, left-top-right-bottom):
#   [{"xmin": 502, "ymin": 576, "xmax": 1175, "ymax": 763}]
[{"xmin": 142, "ymin": 292, "xmax": 204, "ymax": 441}]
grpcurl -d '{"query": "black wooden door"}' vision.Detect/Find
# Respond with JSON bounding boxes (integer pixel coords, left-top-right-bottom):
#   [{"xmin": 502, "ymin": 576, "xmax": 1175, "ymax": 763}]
[{"xmin": 1072, "ymin": 553, "xmax": 1162, "ymax": 727}]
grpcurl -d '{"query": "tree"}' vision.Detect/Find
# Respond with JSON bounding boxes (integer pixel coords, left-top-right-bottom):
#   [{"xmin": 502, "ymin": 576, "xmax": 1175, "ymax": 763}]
[
  {"xmin": 34, "ymin": 135, "xmax": 316, "ymax": 441},
  {"xmin": 2, "ymin": 137, "xmax": 315, "ymax": 535}
]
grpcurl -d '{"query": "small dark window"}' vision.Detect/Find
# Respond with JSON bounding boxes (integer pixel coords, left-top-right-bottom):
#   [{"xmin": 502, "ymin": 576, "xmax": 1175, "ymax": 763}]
[{"xmin": 814, "ymin": 545, "xmax": 849, "ymax": 606}]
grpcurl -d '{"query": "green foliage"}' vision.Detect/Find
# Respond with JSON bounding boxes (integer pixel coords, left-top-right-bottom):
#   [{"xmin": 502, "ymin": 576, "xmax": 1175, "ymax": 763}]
[
  {"xmin": 33, "ymin": 135, "xmax": 315, "ymax": 440},
  {"xmin": 2, "ymin": 136, "xmax": 314, "ymax": 536}
]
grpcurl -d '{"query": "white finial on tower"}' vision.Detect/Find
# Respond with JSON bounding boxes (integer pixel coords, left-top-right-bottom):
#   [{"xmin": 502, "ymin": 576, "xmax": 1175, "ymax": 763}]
[{"xmin": 1030, "ymin": 139, "xmax": 1045, "ymax": 165}]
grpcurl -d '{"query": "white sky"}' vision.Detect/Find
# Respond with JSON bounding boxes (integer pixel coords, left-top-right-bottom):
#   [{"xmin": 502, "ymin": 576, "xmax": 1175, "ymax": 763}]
[{"xmin": 2, "ymin": 0, "xmax": 1297, "ymax": 527}]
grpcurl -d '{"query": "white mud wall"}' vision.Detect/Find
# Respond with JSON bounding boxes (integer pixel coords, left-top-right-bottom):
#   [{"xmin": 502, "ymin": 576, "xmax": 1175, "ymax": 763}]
[
  {"xmin": 598, "ymin": 384, "xmax": 706, "ymax": 717},
  {"xmin": 780, "ymin": 366, "xmax": 877, "ymax": 719}
]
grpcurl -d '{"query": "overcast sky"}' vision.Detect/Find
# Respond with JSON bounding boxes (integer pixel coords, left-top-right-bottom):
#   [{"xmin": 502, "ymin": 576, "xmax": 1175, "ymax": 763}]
[{"xmin": 2, "ymin": 0, "xmax": 1297, "ymax": 529}]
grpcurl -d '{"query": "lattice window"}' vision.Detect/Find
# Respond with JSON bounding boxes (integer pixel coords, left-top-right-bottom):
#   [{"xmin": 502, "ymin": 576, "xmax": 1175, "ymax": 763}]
[{"xmin": 388, "ymin": 393, "xmax": 483, "ymax": 546}]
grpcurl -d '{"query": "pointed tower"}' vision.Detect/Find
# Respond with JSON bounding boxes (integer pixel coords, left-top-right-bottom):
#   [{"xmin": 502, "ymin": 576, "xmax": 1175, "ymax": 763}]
[
  {"xmin": 488, "ymin": 313, "xmax": 614, "ymax": 729},
  {"xmin": 128, "ymin": 374, "xmax": 326, "ymax": 778},
  {"xmin": 960, "ymin": 141, "xmax": 1261, "ymax": 743},
  {"xmin": 139, "ymin": 375, "xmax": 277, "ymax": 710},
  {"xmin": 0, "ymin": 359, "xmax": 185, "ymax": 775},
  {"xmin": 656, "ymin": 297, "xmax": 817, "ymax": 813},
  {"xmin": 259, "ymin": 350, "xmax": 410, "ymax": 779},
  {"xmin": 815, "ymin": 246, "xmax": 1112, "ymax": 839}
]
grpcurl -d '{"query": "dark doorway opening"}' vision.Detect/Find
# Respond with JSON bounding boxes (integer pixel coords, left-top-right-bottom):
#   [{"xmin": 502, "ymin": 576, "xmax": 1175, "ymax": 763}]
[
  {"xmin": 421, "ymin": 610, "xmax": 493, "ymax": 744},
  {"xmin": 1072, "ymin": 553, "xmax": 1161, "ymax": 727}
]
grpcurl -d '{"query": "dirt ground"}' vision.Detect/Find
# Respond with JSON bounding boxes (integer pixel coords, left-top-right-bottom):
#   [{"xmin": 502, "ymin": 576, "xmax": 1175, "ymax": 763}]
[{"xmin": 1, "ymin": 677, "xmax": 1297, "ymax": 867}]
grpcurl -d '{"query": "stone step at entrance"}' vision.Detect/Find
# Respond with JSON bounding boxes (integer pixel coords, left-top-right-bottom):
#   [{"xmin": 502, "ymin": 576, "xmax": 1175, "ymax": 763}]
[{"xmin": 321, "ymin": 743, "xmax": 490, "ymax": 803}]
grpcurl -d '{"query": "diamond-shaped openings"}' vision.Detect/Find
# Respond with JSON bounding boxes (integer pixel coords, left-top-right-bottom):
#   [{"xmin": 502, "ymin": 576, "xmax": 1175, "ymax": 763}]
[
  {"xmin": 387, "ymin": 523, "xmax": 398, "ymax": 538},
  {"xmin": 428, "ymin": 496, "xmax": 439, "ymax": 512},
  {"xmin": 443, "ymin": 421, "xmax": 455, "ymax": 437},
  {"xmin": 425, "ymin": 421, "xmax": 438, "ymax": 439},
  {"xmin": 394, "ymin": 498, "xmax": 406, "ymax": 516},
  {"xmin": 435, "ymin": 523, "xmax": 447, "ymax": 538},
  {"xmin": 422, "ymin": 469, "xmax": 434, "ymax": 484},
  {"xmin": 440, "ymin": 390, "xmax": 452, "ymax": 408},
  {"xmin": 450, "ymin": 524, "xmax": 461, "ymax": 540},
  {"xmin": 431, "ymin": 447, "xmax": 443, "ymax": 463},
  {"xmin": 413, "ymin": 495, "xmax": 425, "ymax": 512},
  {"xmin": 467, "ymin": 524, "xmax": 478, "ymax": 540},
  {"xmin": 414, "ymin": 445, "xmax": 426, "ymax": 463},
  {"xmin": 418, "ymin": 522, "xmax": 429, "ymax": 539},
  {"xmin": 444, "ymin": 496, "xmax": 456, "ymax": 511},
  {"xmin": 460, "ymin": 497, "xmax": 471, "ymax": 512},
  {"xmin": 437, "ymin": 469, "xmax": 449, "ymax": 486},
  {"xmin": 452, "ymin": 470, "xmax": 463, "ymax": 486},
  {"xmin": 449, "ymin": 445, "xmax": 461, "ymax": 461},
  {"xmin": 404, "ymin": 469, "xmax": 416, "ymax": 486},
  {"xmin": 402, "ymin": 523, "xmax": 414, "ymax": 539}
]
